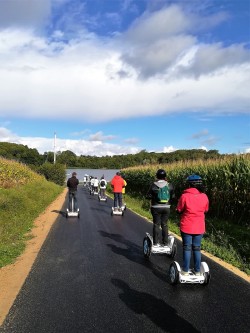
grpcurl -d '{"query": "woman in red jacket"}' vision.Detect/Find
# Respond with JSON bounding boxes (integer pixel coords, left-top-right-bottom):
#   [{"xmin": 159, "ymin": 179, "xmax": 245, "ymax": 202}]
[{"xmin": 176, "ymin": 174, "xmax": 209, "ymax": 276}]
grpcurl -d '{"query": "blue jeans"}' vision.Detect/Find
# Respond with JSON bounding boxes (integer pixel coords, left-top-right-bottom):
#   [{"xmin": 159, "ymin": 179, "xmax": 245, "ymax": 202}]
[
  {"xmin": 114, "ymin": 192, "xmax": 122, "ymax": 208},
  {"xmin": 181, "ymin": 232, "xmax": 203, "ymax": 272},
  {"xmin": 69, "ymin": 191, "xmax": 77, "ymax": 211}
]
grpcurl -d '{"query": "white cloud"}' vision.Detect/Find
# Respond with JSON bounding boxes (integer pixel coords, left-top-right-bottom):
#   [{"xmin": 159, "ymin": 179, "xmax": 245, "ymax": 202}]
[
  {"xmin": 0, "ymin": 127, "xmax": 140, "ymax": 156},
  {"xmin": 0, "ymin": 4, "xmax": 249, "ymax": 125},
  {"xmin": 88, "ymin": 131, "xmax": 116, "ymax": 141},
  {"xmin": 163, "ymin": 145, "xmax": 176, "ymax": 153}
]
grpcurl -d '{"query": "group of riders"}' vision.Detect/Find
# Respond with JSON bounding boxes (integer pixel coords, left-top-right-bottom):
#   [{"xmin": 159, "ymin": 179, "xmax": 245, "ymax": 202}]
[
  {"xmin": 83, "ymin": 175, "xmax": 108, "ymax": 197},
  {"xmin": 67, "ymin": 169, "xmax": 209, "ymax": 278}
]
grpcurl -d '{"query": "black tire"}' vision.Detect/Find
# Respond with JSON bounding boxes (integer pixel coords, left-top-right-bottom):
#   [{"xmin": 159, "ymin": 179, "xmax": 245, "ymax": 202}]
[
  {"xmin": 169, "ymin": 239, "xmax": 177, "ymax": 258},
  {"xmin": 203, "ymin": 271, "xmax": 211, "ymax": 286},
  {"xmin": 169, "ymin": 262, "xmax": 179, "ymax": 285},
  {"xmin": 122, "ymin": 211, "xmax": 124, "ymax": 216},
  {"xmin": 111, "ymin": 210, "xmax": 113, "ymax": 216},
  {"xmin": 78, "ymin": 213, "xmax": 80, "ymax": 219},
  {"xmin": 66, "ymin": 212, "xmax": 68, "ymax": 219},
  {"xmin": 143, "ymin": 237, "xmax": 151, "ymax": 259}
]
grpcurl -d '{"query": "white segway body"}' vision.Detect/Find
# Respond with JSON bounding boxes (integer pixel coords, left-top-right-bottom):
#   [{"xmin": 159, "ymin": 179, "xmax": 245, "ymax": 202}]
[
  {"xmin": 143, "ymin": 232, "xmax": 177, "ymax": 259},
  {"xmin": 111, "ymin": 207, "xmax": 124, "ymax": 216},
  {"xmin": 66, "ymin": 196, "xmax": 80, "ymax": 218},
  {"xmin": 98, "ymin": 194, "xmax": 107, "ymax": 202},
  {"xmin": 66, "ymin": 208, "xmax": 80, "ymax": 218},
  {"xmin": 169, "ymin": 261, "xmax": 210, "ymax": 285}
]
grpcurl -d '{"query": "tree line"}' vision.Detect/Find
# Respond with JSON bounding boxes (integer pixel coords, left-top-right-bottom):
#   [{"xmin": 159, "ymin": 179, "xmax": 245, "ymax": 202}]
[{"xmin": 0, "ymin": 142, "xmax": 226, "ymax": 169}]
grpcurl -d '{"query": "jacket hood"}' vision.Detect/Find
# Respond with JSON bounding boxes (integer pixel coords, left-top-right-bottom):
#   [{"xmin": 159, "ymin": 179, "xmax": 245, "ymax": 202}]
[
  {"xmin": 154, "ymin": 180, "xmax": 168, "ymax": 188},
  {"xmin": 183, "ymin": 188, "xmax": 200, "ymax": 194}
]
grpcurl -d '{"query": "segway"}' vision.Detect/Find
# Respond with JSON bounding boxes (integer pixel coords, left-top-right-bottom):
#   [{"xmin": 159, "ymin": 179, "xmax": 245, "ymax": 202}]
[
  {"xmin": 66, "ymin": 195, "xmax": 80, "ymax": 218},
  {"xmin": 143, "ymin": 232, "xmax": 177, "ymax": 259},
  {"xmin": 93, "ymin": 187, "xmax": 99, "ymax": 195},
  {"xmin": 98, "ymin": 192, "xmax": 107, "ymax": 202},
  {"xmin": 169, "ymin": 261, "xmax": 210, "ymax": 285},
  {"xmin": 111, "ymin": 206, "xmax": 125, "ymax": 216}
]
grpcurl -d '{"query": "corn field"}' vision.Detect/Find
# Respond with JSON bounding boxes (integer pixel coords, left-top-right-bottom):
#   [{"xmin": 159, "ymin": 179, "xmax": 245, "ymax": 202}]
[{"xmin": 122, "ymin": 154, "xmax": 250, "ymax": 226}]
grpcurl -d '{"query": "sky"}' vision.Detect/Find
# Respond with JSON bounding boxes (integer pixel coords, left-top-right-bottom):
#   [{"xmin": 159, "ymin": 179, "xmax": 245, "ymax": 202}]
[{"xmin": 0, "ymin": 0, "xmax": 249, "ymax": 157}]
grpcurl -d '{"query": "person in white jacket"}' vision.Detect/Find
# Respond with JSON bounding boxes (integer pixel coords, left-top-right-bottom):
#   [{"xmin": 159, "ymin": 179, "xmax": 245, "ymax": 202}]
[
  {"xmin": 99, "ymin": 176, "xmax": 107, "ymax": 198},
  {"xmin": 93, "ymin": 177, "xmax": 99, "ymax": 193}
]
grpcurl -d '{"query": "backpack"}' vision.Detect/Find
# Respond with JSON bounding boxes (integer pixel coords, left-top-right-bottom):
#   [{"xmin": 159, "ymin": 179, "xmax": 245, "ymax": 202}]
[
  {"xmin": 157, "ymin": 184, "xmax": 170, "ymax": 203},
  {"xmin": 100, "ymin": 180, "xmax": 105, "ymax": 187}
]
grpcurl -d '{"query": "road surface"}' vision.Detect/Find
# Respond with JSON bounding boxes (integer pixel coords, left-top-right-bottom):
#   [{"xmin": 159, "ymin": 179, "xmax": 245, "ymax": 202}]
[{"xmin": 0, "ymin": 186, "xmax": 249, "ymax": 333}]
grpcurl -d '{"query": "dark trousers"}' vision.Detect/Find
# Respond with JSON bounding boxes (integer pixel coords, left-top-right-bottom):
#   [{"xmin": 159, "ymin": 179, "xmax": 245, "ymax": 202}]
[
  {"xmin": 151, "ymin": 207, "xmax": 170, "ymax": 245},
  {"xmin": 69, "ymin": 191, "xmax": 77, "ymax": 211},
  {"xmin": 114, "ymin": 192, "xmax": 122, "ymax": 207}
]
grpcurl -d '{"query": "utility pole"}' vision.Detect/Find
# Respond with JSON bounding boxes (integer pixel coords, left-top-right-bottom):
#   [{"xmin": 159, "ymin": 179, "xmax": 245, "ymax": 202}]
[{"xmin": 54, "ymin": 131, "xmax": 56, "ymax": 164}]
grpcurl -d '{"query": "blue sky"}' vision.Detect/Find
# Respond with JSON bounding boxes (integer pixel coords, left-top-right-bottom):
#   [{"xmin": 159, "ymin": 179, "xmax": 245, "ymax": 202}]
[{"xmin": 0, "ymin": 0, "xmax": 249, "ymax": 156}]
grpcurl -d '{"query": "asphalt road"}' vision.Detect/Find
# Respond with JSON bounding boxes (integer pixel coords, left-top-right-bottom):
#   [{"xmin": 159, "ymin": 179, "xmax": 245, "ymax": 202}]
[{"xmin": 1, "ymin": 186, "xmax": 249, "ymax": 333}]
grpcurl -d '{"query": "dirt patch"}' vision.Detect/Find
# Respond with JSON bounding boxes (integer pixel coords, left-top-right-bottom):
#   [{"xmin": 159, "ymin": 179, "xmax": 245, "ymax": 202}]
[
  {"xmin": 0, "ymin": 189, "xmax": 249, "ymax": 325},
  {"xmin": 0, "ymin": 188, "xmax": 67, "ymax": 326}
]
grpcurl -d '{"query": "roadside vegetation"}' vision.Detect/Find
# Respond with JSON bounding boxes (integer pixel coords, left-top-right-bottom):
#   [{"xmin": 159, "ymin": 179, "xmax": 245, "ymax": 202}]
[
  {"xmin": 108, "ymin": 154, "xmax": 250, "ymax": 275},
  {"xmin": 0, "ymin": 157, "xmax": 64, "ymax": 268}
]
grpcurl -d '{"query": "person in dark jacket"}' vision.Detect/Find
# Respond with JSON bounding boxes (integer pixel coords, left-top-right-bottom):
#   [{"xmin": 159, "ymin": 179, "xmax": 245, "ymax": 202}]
[
  {"xmin": 67, "ymin": 172, "xmax": 79, "ymax": 211},
  {"xmin": 146, "ymin": 169, "xmax": 175, "ymax": 246}
]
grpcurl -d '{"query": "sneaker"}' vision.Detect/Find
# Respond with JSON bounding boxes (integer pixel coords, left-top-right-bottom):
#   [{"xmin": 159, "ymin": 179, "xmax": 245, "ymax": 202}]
[
  {"xmin": 181, "ymin": 270, "xmax": 189, "ymax": 276},
  {"xmin": 194, "ymin": 271, "xmax": 202, "ymax": 276}
]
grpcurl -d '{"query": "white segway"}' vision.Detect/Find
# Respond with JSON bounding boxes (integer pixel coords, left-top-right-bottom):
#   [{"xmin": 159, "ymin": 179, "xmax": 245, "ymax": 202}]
[
  {"xmin": 143, "ymin": 232, "xmax": 177, "ymax": 259},
  {"xmin": 169, "ymin": 261, "xmax": 210, "ymax": 285},
  {"xmin": 98, "ymin": 192, "xmax": 107, "ymax": 202},
  {"xmin": 111, "ymin": 206, "xmax": 125, "ymax": 216},
  {"xmin": 66, "ymin": 195, "xmax": 80, "ymax": 218}
]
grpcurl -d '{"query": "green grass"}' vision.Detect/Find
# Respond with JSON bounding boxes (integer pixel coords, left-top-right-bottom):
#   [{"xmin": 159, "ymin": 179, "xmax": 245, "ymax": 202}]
[
  {"xmin": 0, "ymin": 181, "xmax": 63, "ymax": 267},
  {"xmin": 110, "ymin": 191, "xmax": 250, "ymax": 275}
]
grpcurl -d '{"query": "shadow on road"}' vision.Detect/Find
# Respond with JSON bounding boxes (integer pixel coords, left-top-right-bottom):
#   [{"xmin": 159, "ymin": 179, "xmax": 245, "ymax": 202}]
[
  {"xmin": 112, "ymin": 278, "xmax": 199, "ymax": 333},
  {"xmin": 99, "ymin": 230, "xmax": 172, "ymax": 283}
]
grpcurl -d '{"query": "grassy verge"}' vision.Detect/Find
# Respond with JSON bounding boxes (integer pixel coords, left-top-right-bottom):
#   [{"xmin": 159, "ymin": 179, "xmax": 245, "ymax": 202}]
[
  {"xmin": 112, "ymin": 191, "xmax": 250, "ymax": 275},
  {"xmin": 0, "ymin": 181, "xmax": 63, "ymax": 268}
]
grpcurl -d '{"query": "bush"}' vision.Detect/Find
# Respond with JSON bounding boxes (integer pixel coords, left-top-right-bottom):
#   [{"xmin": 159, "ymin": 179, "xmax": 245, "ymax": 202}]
[{"xmin": 37, "ymin": 163, "xmax": 66, "ymax": 186}]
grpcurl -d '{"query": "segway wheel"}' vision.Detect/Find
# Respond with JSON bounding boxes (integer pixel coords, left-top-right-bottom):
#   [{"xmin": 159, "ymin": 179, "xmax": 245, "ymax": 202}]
[
  {"xmin": 203, "ymin": 271, "xmax": 211, "ymax": 286},
  {"xmin": 169, "ymin": 262, "xmax": 179, "ymax": 285},
  {"xmin": 66, "ymin": 212, "xmax": 68, "ymax": 219},
  {"xmin": 78, "ymin": 213, "xmax": 80, "ymax": 219},
  {"xmin": 169, "ymin": 239, "xmax": 177, "ymax": 258},
  {"xmin": 143, "ymin": 237, "xmax": 151, "ymax": 259},
  {"xmin": 111, "ymin": 210, "xmax": 113, "ymax": 216}
]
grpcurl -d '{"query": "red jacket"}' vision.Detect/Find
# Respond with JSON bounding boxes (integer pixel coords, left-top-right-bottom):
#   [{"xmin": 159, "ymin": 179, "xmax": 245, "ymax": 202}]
[
  {"xmin": 177, "ymin": 188, "xmax": 209, "ymax": 234},
  {"xmin": 111, "ymin": 175, "xmax": 125, "ymax": 193}
]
